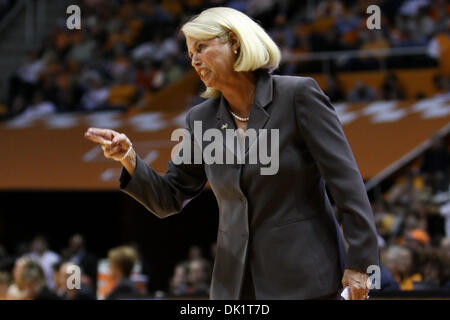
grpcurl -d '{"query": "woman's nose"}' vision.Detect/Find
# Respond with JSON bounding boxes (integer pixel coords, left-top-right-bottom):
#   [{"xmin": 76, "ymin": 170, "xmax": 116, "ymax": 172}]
[{"xmin": 191, "ymin": 53, "xmax": 201, "ymax": 67}]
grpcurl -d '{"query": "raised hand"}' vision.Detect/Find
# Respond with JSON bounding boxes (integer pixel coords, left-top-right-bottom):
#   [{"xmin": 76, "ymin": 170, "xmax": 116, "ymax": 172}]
[{"xmin": 84, "ymin": 127, "xmax": 133, "ymax": 162}]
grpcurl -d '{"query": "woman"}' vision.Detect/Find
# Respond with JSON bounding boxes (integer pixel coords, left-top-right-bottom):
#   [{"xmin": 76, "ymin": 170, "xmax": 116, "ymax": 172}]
[{"xmin": 85, "ymin": 7, "xmax": 379, "ymax": 300}]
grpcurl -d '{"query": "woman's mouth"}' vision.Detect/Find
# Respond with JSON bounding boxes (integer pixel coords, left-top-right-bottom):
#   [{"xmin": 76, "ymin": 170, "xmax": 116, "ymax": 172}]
[{"xmin": 199, "ymin": 69, "xmax": 209, "ymax": 78}]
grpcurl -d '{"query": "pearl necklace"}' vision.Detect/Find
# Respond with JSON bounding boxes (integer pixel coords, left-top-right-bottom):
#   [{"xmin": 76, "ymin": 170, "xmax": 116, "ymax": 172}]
[{"xmin": 228, "ymin": 108, "xmax": 249, "ymax": 122}]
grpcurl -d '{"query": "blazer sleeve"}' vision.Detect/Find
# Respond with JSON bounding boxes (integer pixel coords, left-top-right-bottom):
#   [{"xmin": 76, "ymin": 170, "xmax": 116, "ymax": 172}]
[
  {"xmin": 119, "ymin": 111, "xmax": 207, "ymax": 218},
  {"xmin": 294, "ymin": 77, "xmax": 379, "ymax": 271}
]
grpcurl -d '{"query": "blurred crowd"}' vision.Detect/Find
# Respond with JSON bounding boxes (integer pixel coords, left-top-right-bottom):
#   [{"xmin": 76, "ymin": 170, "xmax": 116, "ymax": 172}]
[
  {"xmin": 277, "ymin": 0, "xmax": 450, "ymax": 74},
  {"xmin": 1, "ymin": 0, "xmax": 449, "ymax": 120},
  {"xmin": 323, "ymin": 71, "xmax": 450, "ymax": 103},
  {"xmin": 0, "ymin": 234, "xmax": 100, "ymax": 300},
  {"xmin": 0, "ymin": 233, "xmax": 214, "ymax": 300},
  {"xmin": 370, "ymin": 136, "xmax": 450, "ymax": 293}
]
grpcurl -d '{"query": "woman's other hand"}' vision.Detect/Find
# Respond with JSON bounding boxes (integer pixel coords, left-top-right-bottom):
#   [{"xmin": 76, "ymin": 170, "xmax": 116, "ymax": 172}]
[{"xmin": 342, "ymin": 269, "xmax": 370, "ymax": 300}]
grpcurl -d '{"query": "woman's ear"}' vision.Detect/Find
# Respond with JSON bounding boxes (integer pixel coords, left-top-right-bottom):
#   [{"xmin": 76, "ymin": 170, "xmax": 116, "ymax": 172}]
[{"xmin": 228, "ymin": 31, "xmax": 240, "ymax": 53}]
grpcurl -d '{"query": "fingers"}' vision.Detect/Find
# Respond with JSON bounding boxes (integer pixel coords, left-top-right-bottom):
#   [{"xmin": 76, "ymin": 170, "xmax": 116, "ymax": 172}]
[
  {"xmin": 112, "ymin": 133, "xmax": 130, "ymax": 148},
  {"xmin": 342, "ymin": 269, "xmax": 370, "ymax": 300},
  {"xmin": 343, "ymin": 282, "xmax": 368, "ymax": 300},
  {"xmin": 111, "ymin": 133, "xmax": 123, "ymax": 146},
  {"xmin": 85, "ymin": 128, "xmax": 132, "ymax": 161},
  {"xmin": 102, "ymin": 138, "xmax": 132, "ymax": 160},
  {"xmin": 349, "ymin": 285, "xmax": 369, "ymax": 300},
  {"xmin": 103, "ymin": 144, "xmax": 123, "ymax": 159},
  {"xmin": 84, "ymin": 127, "xmax": 118, "ymax": 144}
]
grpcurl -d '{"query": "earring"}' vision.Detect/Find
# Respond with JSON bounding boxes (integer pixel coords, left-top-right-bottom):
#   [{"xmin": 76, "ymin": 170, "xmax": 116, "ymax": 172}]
[{"xmin": 234, "ymin": 50, "xmax": 237, "ymax": 54}]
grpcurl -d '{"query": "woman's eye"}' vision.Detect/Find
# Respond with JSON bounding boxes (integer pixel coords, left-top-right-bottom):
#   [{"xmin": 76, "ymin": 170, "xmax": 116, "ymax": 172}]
[{"xmin": 198, "ymin": 44, "xmax": 205, "ymax": 52}]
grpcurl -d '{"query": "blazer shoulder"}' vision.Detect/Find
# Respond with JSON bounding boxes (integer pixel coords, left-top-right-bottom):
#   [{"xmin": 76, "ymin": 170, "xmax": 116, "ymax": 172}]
[
  {"xmin": 272, "ymin": 74, "xmax": 319, "ymax": 91},
  {"xmin": 185, "ymin": 97, "xmax": 219, "ymax": 125}
]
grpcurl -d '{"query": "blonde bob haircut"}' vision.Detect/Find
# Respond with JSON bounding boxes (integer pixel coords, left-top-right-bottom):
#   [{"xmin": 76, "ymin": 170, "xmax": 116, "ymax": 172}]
[{"xmin": 181, "ymin": 7, "xmax": 281, "ymax": 98}]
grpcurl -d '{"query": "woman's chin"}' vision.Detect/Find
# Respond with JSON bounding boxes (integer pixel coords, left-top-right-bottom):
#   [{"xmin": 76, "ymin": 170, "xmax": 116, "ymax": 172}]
[
  {"xmin": 201, "ymin": 72, "xmax": 216, "ymax": 87},
  {"xmin": 202, "ymin": 79, "xmax": 214, "ymax": 88}
]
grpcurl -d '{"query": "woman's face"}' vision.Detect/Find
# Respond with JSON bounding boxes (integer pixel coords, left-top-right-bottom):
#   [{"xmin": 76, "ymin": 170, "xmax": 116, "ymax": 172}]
[{"xmin": 186, "ymin": 35, "xmax": 237, "ymax": 90}]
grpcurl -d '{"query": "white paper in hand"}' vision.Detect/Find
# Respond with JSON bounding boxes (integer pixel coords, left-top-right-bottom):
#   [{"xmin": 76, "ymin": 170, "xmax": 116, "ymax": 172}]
[{"xmin": 341, "ymin": 286, "xmax": 350, "ymax": 300}]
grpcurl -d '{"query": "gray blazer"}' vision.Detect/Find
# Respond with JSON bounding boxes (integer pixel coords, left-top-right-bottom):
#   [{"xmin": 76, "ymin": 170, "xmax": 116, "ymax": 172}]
[{"xmin": 119, "ymin": 70, "xmax": 379, "ymax": 299}]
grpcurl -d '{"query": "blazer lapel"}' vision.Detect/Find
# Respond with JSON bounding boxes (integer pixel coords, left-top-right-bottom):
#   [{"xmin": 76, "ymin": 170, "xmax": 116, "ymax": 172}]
[
  {"xmin": 244, "ymin": 70, "xmax": 273, "ymax": 154},
  {"xmin": 215, "ymin": 95, "xmax": 237, "ymax": 157},
  {"xmin": 214, "ymin": 70, "xmax": 274, "ymax": 158}
]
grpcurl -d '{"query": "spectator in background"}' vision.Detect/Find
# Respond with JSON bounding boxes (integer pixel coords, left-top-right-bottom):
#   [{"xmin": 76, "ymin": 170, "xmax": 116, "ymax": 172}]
[
  {"xmin": 27, "ymin": 235, "xmax": 60, "ymax": 290},
  {"xmin": 67, "ymin": 31, "xmax": 98, "ymax": 65},
  {"xmin": 347, "ymin": 81, "xmax": 377, "ymax": 102},
  {"xmin": 358, "ymin": 29, "xmax": 390, "ymax": 67},
  {"xmin": 383, "ymin": 245, "xmax": 422, "ymax": 290},
  {"xmin": 380, "ymin": 73, "xmax": 406, "ymax": 100},
  {"xmin": 58, "ymin": 261, "xmax": 96, "ymax": 300},
  {"xmin": 109, "ymin": 43, "xmax": 132, "ymax": 81},
  {"xmin": 269, "ymin": 14, "xmax": 295, "ymax": 49},
  {"xmin": 6, "ymin": 256, "xmax": 32, "ymax": 299},
  {"xmin": 420, "ymin": 136, "xmax": 450, "ymax": 194},
  {"xmin": 131, "ymin": 32, "xmax": 179, "ymax": 63},
  {"xmin": 15, "ymin": 91, "xmax": 56, "ymax": 121},
  {"xmin": 62, "ymin": 234, "xmax": 97, "ymax": 291},
  {"xmin": 404, "ymin": 228, "xmax": 431, "ymax": 250},
  {"xmin": 21, "ymin": 260, "xmax": 60, "ymax": 300},
  {"xmin": 427, "ymin": 19, "xmax": 450, "ymax": 76},
  {"xmin": 80, "ymin": 71, "xmax": 110, "ymax": 111},
  {"xmin": 135, "ymin": 58, "xmax": 158, "ymax": 90},
  {"xmin": 379, "ymin": 265, "xmax": 401, "ymax": 292},
  {"xmin": 167, "ymin": 262, "xmax": 189, "ymax": 297},
  {"xmin": 52, "ymin": 261, "xmax": 63, "ymax": 297},
  {"xmin": 127, "ymin": 242, "xmax": 152, "ymax": 296},
  {"xmin": 324, "ymin": 73, "xmax": 345, "ymax": 102},
  {"xmin": 107, "ymin": 69, "xmax": 137, "ymax": 110},
  {"xmin": 420, "ymin": 248, "xmax": 447, "ymax": 289},
  {"xmin": 106, "ymin": 246, "xmax": 141, "ymax": 300},
  {"xmin": 188, "ymin": 245, "xmax": 203, "ymax": 261},
  {"xmin": 0, "ymin": 271, "xmax": 10, "ymax": 300},
  {"xmin": 408, "ymin": 7, "xmax": 436, "ymax": 45},
  {"xmin": 385, "ymin": 169, "xmax": 424, "ymax": 209},
  {"xmin": 185, "ymin": 258, "xmax": 211, "ymax": 298},
  {"xmin": 432, "ymin": 74, "xmax": 450, "ymax": 96},
  {"xmin": 7, "ymin": 51, "xmax": 44, "ymax": 109},
  {"xmin": 162, "ymin": 56, "xmax": 184, "ymax": 85}
]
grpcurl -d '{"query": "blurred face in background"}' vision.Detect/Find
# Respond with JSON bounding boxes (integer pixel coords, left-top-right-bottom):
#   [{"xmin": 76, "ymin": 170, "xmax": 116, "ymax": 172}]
[
  {"xmin": 170, "ymin": 265, "xmax": 187, "ymax": 289},
  {"xmin": 188, "ymin": 260, "xmax": 207, "ymax": 287},
  {"xmin": 30, "ymin": 237, "xmax": 47, "ymax": 255},
  {"xmin": 58, "ymin": 263, "xmax": 73, "ymax": 293},
  {"xmin": 69, "ymin": 234, "xmax": 83, "ymax": 253},
  {"xmin": 396, "ymin": 249, "xmax": 413, "ymax": 274},
  {"xmin": 109, "ymin": 263, "xmax": 122, "ymax": 282},
  {"xmin": 188, "ymin": 245, "xmax": 202, "ymax": 260},
  {"xmin": 59, "ymin": 263, "xmax": 81, "ymax": 299}
]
